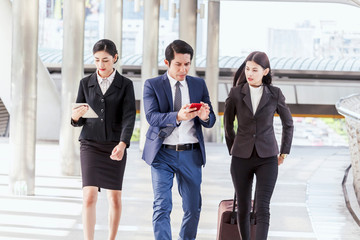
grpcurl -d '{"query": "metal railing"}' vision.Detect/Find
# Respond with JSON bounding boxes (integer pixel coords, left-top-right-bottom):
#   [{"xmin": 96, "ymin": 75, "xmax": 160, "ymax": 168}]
[
  {"xmin": 342, "ymin": 164, "xmax": 360, "ymax": 226},
  {"xmin": 336, "ymin": 93, "xmax": 360, "ymax": 225}
]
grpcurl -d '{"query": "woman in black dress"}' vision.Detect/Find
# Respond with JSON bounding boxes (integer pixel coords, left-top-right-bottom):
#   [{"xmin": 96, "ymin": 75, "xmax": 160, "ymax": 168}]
[{"xmin": 71, "ymin": 39, "xmax": 136, "ymax": 240}]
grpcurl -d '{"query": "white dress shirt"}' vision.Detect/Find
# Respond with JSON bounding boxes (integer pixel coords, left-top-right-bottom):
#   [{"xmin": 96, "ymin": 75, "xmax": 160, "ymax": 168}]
[
  {"xmin": 249, "ymin": 84, "xmax": 264, "ymax": 115},
  {"xmin": 97, "ymin": 69, "xmax": 116, "ymax": 94},
  {"xmin": 163, "ymin": 72, "xmax": 198, "ymax": 145}
]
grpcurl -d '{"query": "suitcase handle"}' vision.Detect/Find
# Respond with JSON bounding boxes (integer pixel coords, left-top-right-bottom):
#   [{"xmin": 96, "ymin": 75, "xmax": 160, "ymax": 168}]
[{"xmin": 232, "ymin": 192, "xmax": 257, "ymax": 225}]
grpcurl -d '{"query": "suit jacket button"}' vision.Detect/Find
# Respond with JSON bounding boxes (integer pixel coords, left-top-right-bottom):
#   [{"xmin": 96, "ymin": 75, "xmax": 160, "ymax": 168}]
[
  {"xmin": 253, "ymin": 134, "xmax": 256, "ymax": 137},
  {"xmin": 101, "ymin": 109, "xmax": 104, "ymax": 113},
  {"xmin": 101, "ymin": 119, "xmax": 104, "ymax": 122},
  {"xmin": 101, "ymin": 99, "xmax": 104, "ymax": 102}
]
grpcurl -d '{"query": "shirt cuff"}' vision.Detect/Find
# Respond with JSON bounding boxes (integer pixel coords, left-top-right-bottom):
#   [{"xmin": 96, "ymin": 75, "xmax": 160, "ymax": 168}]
[{"xmin": 203, "ymin": 116, "xmax": 210, "ymax": 122}]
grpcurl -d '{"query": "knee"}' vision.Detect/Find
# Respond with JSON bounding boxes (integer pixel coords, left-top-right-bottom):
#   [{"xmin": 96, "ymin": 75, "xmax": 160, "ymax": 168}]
[
  {"xmin": 153, "ymin": 197, "xmax": 172, "ymax": 220},
  {"xmin": 83, "ymin": 192, "xmax": 97, "ymax": 208},
  {"xmin": 183, "ymin": 199, "xmax": 201, "ymax": 217},
  {"xmin": 108, "ymin": 195, "xmax": 122, "ymax": 210},
  {"xmin": 184, "ymin": 207, "xmax": 201, "ymax": 219},
  {"xmin": 237, "ymin": 200, "xmax": 252, "ymax": 218},
  {"xmin": 256, "ymin": 206, "xmax": 271, "ymax": 224},
  {"xmin": 154, "ymin": 197, "xmax": 172, "ymax": 211}
]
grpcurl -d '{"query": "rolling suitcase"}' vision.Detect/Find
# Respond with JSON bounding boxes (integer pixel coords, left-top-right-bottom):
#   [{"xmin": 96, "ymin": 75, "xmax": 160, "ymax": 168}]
[
  {"xmin": 217, "ymin": 194, "xmax": 241, "ymax": 240},
  {"xmin": 217, "ymin": 193, "xmax": 257, "ymax": 240}
]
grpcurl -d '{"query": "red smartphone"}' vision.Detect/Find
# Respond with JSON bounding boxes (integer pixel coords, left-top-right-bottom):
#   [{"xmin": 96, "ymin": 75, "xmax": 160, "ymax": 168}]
[{"xmin": 189, "ymin": 103, "xmax": 202, "ymax": 111}]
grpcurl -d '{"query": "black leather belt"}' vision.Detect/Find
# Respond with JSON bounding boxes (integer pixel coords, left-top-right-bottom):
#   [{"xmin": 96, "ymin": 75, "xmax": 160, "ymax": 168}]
[{"xmin": 162, "ymin": 143, "xmax": 200, "ymax": 151}]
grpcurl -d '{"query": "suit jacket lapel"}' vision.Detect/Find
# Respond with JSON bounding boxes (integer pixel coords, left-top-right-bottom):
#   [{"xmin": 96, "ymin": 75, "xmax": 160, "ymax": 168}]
[
  {"xmin": 88, "ymin": 73, "xmax": 103, "ymax": 97},
  {"xmin": 104, "ymin": 71, "xmax": 123, "ymax": 97},
  {"xmin": 241, "ymin": 83, "xmax": 253, "ymax": 114},
  {"xmin": 162, "ymin": 74, "xmax": 173, "ymax": 111},
  {"xmin": 255, "ymin": 85, "xmax": 271, "ymax": 115}
]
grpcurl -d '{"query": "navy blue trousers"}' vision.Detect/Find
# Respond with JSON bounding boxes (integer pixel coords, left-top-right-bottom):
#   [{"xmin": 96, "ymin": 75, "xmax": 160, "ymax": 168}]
[
  {"xmin": 151, "ymin": 147, "xmax": 202, "ymax": 240},
  {"xmin": 231, "ymin": 149, "xmax": 278, "ymax": 240}
]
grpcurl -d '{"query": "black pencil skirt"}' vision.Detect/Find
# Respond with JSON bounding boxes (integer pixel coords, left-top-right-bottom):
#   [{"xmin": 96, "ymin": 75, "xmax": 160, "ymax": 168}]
[{"xmin": 80, "ymin": 139, "xmax": 127, "ymax": 191}]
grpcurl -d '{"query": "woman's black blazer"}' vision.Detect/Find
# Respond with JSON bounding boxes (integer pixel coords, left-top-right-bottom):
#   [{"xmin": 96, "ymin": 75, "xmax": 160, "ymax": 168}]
[
  {"xmin": 71, "ymin": 71, "xmax": 136, "ymax": 147},
  {"xmin": 224, "ymin": 83, "xmax": 293, "ymax": 158}
]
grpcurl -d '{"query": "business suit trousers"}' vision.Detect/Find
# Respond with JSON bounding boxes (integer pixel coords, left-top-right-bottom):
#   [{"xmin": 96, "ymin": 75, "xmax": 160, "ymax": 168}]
[
  {"xmin": 230, "ymin": 149, "xmax": 278, "ymax": 240},
  {"xmin": 151, "ymin": 147, "xmax": 202, "ymax": 240}
]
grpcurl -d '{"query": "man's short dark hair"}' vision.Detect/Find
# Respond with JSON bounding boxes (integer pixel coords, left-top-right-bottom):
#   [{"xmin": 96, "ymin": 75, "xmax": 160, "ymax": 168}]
[{"xmin": 165, "ymin": 40, "xmax": 194, "ymax": 65}]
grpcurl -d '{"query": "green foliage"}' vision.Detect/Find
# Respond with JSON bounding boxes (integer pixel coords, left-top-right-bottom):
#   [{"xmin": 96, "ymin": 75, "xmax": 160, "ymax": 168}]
[
  {"xmin": 321, "ymin": 117, "xmax": 348, "ymax": 141},
  {"xmin": 219, "ymin": 115, "xmax": 237, "ymax": 141},
  {"xmin": 130, "ymin": 127, "xmax": 140, "ymax": 142},
  {"xmin": 130, "ymin": 113, "xmax": 140, "ymax": 142}
]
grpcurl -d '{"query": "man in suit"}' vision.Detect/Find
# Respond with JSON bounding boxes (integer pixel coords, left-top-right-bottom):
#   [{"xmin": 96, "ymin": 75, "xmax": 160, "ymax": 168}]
[{"xmin": 142, "ymin": 40, "xmax": 216, "ymax": 240}]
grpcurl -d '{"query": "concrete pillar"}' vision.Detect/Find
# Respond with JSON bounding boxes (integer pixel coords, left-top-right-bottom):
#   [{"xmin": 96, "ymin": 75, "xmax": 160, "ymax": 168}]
[
  {"xmin": 139, "ymin": 0, "xmax": 160, "ymax": 151},
  {"xmin": 9, "ymin": 0, "xmax": 39, "ymax": 195},
  {"xmin": 179, "ymin": 0, "xmax": 197, "ymax": 76},
  {"xmin": 0, "ymin": 0, "xmax": 12, "ymax": 111},
  {"xmin": 204, "ymin": 0, "xmax": 220, "ymax": 142},
  {"xmin": 104, "ymin": 0, "xmax": 123, "ymax": 73},
  {"xmin": 60, "ymin": 0, "xmax": 85, "ymax": 175}
]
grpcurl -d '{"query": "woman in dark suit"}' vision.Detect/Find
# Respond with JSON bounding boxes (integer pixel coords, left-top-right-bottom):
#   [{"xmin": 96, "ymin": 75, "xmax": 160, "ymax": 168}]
[
  {"xmin": 224, "ymin": 51, "xmax": 294, "ymax": 240},
  {"xmin": 71, "ymin": 39, "xmax": 136, "ymax": 240}
]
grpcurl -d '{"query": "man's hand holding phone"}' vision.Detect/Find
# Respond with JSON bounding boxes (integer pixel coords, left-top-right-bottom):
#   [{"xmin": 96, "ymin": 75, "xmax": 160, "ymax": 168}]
[
  {"xmin": 177, "ymin": 102, "xmax": 210, "ymax": 122},
  {"xmin": 196, "ymin": 102, "xmax": 210, "ymax": 121},
  {"xmin": 189, "ymin": 103, "xmax": 203, "ymax": 112},
  {"xmin": 177, "ymin": 104, "xmax": 198, "ymax": 121}
]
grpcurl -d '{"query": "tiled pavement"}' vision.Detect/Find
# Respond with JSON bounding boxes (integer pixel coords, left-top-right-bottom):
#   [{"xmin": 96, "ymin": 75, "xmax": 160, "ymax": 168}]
[{"xmin": 1, "ymin": 139, "xmax": 360, "ymax": 240}]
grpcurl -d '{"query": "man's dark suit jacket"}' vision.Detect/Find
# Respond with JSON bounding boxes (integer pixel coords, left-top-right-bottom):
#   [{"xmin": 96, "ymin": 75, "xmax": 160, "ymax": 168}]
[
  {"xmin": 71, "ymin": 71, "xmax": 136, "ymax": 147},
  {"xmin": 142, "ymin": 73, "xmax": 216, "ymax": 165},
  {"xmin": 224, "ymin": 83, "xmax": 293, "ymax": 158}
]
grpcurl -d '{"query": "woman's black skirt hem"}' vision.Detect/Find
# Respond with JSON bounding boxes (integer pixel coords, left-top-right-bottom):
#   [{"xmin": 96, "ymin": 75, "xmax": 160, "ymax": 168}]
[{"xmin": 80, "ymin": 139, "xmax": 127, "ymax": 191}]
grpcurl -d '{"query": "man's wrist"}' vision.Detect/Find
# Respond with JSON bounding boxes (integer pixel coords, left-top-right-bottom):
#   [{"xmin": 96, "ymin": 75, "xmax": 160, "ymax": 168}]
[
  {"xmin": 202, "ymin": 116, "xmax": 210, "ymax": 122},
  {"xmin": 280, "ymin": 153, "xmax": 288, "ymax": 159}
]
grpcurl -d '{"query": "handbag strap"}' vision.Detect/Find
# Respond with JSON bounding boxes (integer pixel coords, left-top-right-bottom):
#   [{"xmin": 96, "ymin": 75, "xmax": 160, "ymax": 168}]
[
  {"xmin": 232, "ymin": 192, "xmax": 237, "ymax": 212},
  {"xmin": 232, "ymin": 191, "xmax": 257, "ymax": 225},
  {"xmin": 252, "ymin": 191, "xmax": 256, "ymax": 212},
  {"xmin": 250, "ymin": 191, "xmax": 257, "ymax": 225},
  {"xmin": 230, "ymin": 192, "xmax": 237, "ymax": 224}
]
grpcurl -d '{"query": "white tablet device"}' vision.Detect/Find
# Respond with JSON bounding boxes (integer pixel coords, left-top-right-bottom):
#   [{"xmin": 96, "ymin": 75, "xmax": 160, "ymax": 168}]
[{"xmin": 72, "ymin": 103, "xmax": 99, "ymax": 118}]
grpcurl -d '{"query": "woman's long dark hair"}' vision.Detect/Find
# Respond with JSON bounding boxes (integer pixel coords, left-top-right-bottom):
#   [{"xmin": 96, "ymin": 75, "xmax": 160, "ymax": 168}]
[{"xmin": 233, "ymin": 51, "xmax": 272, "ymax": 87}]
